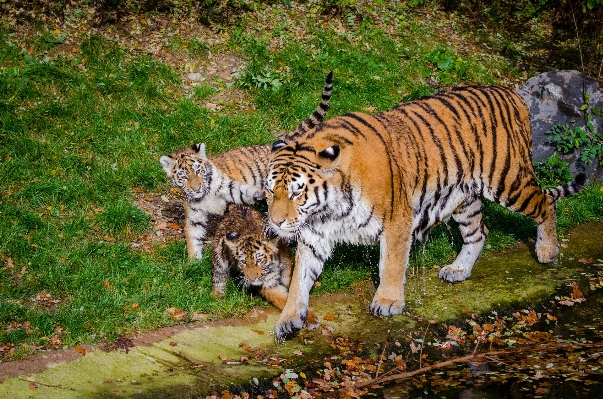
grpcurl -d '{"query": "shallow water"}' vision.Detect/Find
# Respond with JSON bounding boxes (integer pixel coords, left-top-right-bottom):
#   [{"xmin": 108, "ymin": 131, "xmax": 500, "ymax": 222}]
[{"xmin": 373, "ymin": 223, "xmax": 603, "ymax": 399}]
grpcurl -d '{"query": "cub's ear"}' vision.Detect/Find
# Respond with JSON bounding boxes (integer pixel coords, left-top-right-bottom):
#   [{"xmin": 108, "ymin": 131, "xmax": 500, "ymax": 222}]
[
  {"xmin": 271, "ymin": 140, "xmax": 287, "ymax": 152},
  {"xmin": 318, "ymin": 144, "xmax": 340, "ymax": 161},
  {"xmin": 191, "ymin": 143, "xmax": 207, "ymax": 158},
  {"xmin": 226, "ymin": 231, "xmax": 240, "ymax": 241},
  {"xmin": 159, "ymin": 156, "xmax": 176, "ymax": 175}
]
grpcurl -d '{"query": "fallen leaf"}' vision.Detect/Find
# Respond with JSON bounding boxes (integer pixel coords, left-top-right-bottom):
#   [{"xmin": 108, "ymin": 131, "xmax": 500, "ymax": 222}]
[
  {"xmin": 251, "ymin": 329, "xmax": 265, "ymax": 335},
  {"xmin": 5, "ymin": 258, "xmax": 14, "ymax": 270},
  {"xmin": 293, "ymin": 349, "xmax": 303, "ymax": 355},
  {"xmin": 395, "ymin": 355, "xmax": 407, "ymax": 370},
  {"xmin": 75, "ymin": 345, "xmax": 86, "ymax": 355},
  {"xmin": 571, "ymin": 281, "xmax": 585, "ymax": 301},
  {"xmin": 578, "ymin": 258, "xmax": 594, "ymax": 264},
  {"xmin": 131, "ymin": 303, "xmax": 140, "ymax": 311},
  {"xmin": 323, "ymin": 315, "xmax": 336, "ymax": 321},
  {"xmin": 169, "ymin": 341, "xmax": 178, "ymax": 347}
]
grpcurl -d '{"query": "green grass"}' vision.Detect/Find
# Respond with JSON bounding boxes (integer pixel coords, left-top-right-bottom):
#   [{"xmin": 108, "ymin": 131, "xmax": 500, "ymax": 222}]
[{"xmin": 0, "ymin": 3, "xmax": 602, "ymax": 359}]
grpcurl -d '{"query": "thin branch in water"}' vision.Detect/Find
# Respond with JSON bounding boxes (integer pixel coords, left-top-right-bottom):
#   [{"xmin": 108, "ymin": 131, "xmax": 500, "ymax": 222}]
[{"xmin": 374, "ymin": 329, "xmax": 390, "ymax": 379}]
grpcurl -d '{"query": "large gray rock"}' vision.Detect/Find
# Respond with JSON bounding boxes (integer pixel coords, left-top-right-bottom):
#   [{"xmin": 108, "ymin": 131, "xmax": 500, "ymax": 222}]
[{"xmin": 516, "ymin": 70, "xmax": 603, "ymax": 181}]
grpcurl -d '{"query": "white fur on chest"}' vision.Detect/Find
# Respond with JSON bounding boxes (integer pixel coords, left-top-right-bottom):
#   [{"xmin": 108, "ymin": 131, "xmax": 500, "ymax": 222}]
[{"xmin": 297, "ymin": 189, "xmax": 382, "ymax": 259}]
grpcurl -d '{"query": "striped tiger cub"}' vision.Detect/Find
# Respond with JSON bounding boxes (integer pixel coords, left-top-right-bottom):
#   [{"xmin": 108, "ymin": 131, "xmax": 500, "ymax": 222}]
[
  {"xmin": 212, "ymin": 204, "xmax": 319, "ymax": 328},
  {"xmin": 159, "ymin": 72, "xmax": 333, "ymax": 258},
  {"xmin": 265, "ymin": 85, "xmax": 586, "ymax": 340}
]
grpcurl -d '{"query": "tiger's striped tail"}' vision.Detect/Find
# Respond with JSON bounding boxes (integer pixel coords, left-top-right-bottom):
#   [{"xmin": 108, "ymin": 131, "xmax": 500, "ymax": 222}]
[
  {"xmin": 281, "ymin": 71, "xmax": 333, "ymax": 141},
  {"xmin": 545, "ymin": 173, "xmax": 587, "ymax": 202}
]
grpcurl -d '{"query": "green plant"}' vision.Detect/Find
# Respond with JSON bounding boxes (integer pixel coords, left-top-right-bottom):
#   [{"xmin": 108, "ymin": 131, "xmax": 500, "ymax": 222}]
[
  {"xmin": 532, "ymin": 153, "xmax": 573, "ymax": 188},
  {"xmin": 546, "ymin": 95, "xmax": 603, "ymax": 166},
  {"xmin": 241, "ymin": 69, "xmax": 288, "ymax": 92},
  {"xmin": 409, "ymin": 49, "xmax": 471, "ymax": 84},
  {"xmin": 582, "ymin": 0, "xmax": 603, "ymax": 12}
]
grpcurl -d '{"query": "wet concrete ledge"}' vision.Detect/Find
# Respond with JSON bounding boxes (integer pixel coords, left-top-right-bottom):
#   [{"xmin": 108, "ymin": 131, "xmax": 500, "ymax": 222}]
[{"xmin": 1, "ymin": 223, "xmax": 602, "ymax": 398}]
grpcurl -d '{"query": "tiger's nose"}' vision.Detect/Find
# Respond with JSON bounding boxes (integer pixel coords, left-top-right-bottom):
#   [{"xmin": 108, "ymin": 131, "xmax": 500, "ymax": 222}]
[{"xmin": 271, "ymin": 218, "xmax": 285, "ymax": 227}]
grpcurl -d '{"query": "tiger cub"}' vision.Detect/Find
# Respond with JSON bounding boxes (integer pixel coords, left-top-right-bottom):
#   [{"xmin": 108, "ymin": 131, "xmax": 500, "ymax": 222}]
[
  {"xmin": 212, "ymin": 204, "xmax": 319, "ymax": 328},
  {"xmin": 159, "ymin": 71, "xmax": 333, "ymax": 259},
  {"xmin": 265, "ymin": 85, "xmax": 586, "ymax": 340}
]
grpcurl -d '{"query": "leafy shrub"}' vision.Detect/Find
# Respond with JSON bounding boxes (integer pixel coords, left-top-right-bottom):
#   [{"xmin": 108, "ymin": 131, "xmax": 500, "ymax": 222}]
[{"xmin": 546, "ymin": 95, "xmax": 603, "ymax": 166}]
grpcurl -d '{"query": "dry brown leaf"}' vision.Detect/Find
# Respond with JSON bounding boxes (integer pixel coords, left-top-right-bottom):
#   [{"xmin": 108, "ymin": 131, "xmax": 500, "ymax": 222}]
[{"xmin": 75, "ymin": 345, "xmax": 86, "ymax": 355}]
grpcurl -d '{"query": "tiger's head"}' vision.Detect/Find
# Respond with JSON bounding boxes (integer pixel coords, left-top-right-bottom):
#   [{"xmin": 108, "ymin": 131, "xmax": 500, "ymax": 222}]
[
  {"xmin": 224, "ymin": 231, "xmax": 286, "ymax": 287},
  {"xmin": 159, "ymin": 143, "xmax": 213, "ymax": 201},
  {"xmin": 266, "ymin": 136, "xmax": 343, "ymax": 234}
]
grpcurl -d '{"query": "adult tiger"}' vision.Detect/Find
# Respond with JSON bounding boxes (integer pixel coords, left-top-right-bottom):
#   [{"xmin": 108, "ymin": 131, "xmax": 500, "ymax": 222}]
[
  {"xmin": 265, "ymin": 85, "xmax": 586, "ymax": 340},
  {"xmin": 159, "ymin": 72, "xmax": 333, "ymax": 258}
]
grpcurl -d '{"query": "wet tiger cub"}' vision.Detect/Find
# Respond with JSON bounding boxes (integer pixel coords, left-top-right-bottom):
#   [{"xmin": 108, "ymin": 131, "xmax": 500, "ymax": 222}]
[
  {"xmin": 159, "ymin": 72, "xmax": 333, "ymax": 259},
  {"xmin": 212, "ymin": 204, "xmax": 319, "ymax": 328}
]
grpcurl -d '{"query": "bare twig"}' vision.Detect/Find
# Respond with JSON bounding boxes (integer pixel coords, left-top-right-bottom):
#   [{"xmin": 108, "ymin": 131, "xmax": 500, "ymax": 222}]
[
  {"xmin": 570, "ymin": 1, "xmax": 585, "ymax": 75},
  {"xmin": 374, "ymin": 329, "xmax": 390, "ymax": 379},
  {"xmin": 418, "ymin": 320, "xmax": 434, "ymax": 369}
]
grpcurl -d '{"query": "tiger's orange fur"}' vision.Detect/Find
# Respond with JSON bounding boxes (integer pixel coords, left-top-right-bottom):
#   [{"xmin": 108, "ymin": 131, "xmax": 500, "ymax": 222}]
[{"xmin": 265, "ymin": 85, "xmax": 586, "ymax": 340}]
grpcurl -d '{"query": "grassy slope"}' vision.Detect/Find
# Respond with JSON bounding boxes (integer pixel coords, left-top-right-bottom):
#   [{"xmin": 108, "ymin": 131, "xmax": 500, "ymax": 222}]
[{"xmin": 0, "ymin": 2, "xmax": 602, "ymax": 358}]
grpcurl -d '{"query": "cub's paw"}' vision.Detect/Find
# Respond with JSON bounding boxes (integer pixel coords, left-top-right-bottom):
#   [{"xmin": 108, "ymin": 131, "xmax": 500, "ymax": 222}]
[
  {"xmin": 253, "ymin": 190, "xmax": 266, "ymax": 202},
  {"xmin": 438, "ymin": 264, "xmax": 471, "ymax": 282},
  {"xmin": 274, "ymin": 310, "xmax": 306, "ymax": 342},
  {"xmin": 305, "ymin": 308, "xmax": 320, "ymax": 331},
  {"xmin": 369, "ymin": 295, "xmax": 405, "ymax": 316}
]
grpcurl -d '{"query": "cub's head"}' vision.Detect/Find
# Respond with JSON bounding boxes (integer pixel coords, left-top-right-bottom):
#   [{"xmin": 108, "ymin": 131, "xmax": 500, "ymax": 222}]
[
  {"xmin": 224, "ymin": 231, "xmax": 284, "ymax": 287},
  {"xmin": 266, "ymin": 138, "xmax": 341, "ymax": 233},
  {"xmin": 160, "ymin": 143, "xmax": 212, "ymax": 201}
]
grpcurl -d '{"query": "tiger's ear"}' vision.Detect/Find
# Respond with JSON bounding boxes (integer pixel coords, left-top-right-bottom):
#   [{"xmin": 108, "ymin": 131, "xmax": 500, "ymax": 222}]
[
  {"xmin": 272, "ymin": 140, "xmax": 287, "ymax": 152},
  {"xmin": 159, "ymin": 156, "xmax": 176, "ymax": 175},
  {"xmin": 225, "ymin": 231, "xmax": 240, "ymax": 241},
  {"xmin": 317, "ymin": 144, "xmax": 340, "ymax": 172},
  {"xmin": 191, "ymin": 143, "xmax": 207, "ymax": 158},
  {"xmin": 318, "ymin": 144, "xmax": 340, "ymax": 161}
]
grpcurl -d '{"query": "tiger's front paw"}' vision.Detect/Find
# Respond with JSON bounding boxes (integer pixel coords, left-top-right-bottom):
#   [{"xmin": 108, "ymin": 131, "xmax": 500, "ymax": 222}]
[
  {"xmin": 369, "ymin": 294, "xmax": 405, "ymax": 316},
  {"xmin": 438, "ymin": 264, "xmax": 471, "ymax": 282},
  {"xmin": 274, "ymin": 315, "xmax": 305, "ymax": 342},
  {"xmin": 305, "ymin": 308, "xmax": 320, "ymax": 331}
]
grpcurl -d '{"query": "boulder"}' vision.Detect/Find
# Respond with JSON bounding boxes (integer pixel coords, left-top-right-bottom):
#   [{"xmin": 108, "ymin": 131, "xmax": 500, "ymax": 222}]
[{"xmin": 516, "ymin": 70, "xmax": 603, "ymax": 181}]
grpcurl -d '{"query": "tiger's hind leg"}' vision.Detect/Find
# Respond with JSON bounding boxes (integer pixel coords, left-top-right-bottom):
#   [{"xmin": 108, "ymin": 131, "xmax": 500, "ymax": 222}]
[
  {"xmin": 439, "ymin": 196, "xmax": 488, "ymax": 283},
  {"xmin": 534, "ymin": 173, "xmax": 586, "ymax": 263},
  {"xmin": 499, "ymin": 182, "xmax": 558, "ymax": 263}
]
